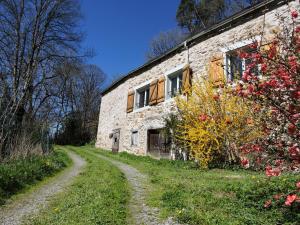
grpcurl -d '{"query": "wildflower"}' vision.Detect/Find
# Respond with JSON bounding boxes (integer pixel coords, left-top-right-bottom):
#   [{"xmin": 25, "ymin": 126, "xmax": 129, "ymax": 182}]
[
  {"xmin": 199, "ymin": 114, "xmax": 208, "ymax": 122},
  {"xmin": 291, "ymin": 10, "xmax": 298, "ymax": 19},
  {"xmin": 285, "ymin": 194, "xmax": 297, "ymax": 206},
  {"xmin": 296, "ymin": 181, "xmax": 300, "ymax": 189},
  {"xmin": 241, "ymin": 158, "xmax": 249, "ymax": 168},
  {"xmin": 264, "ymin": 199, "xmax": 272, "ymax": 208},
  {"xmin": 265, "ymin": 166, "xmax": 281, "ymax": 177}
]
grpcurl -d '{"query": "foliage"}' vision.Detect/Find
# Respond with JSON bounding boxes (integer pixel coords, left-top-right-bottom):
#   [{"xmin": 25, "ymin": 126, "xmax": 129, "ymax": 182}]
[
  {"xmin": 93, "ymin": 148, "xmax": 300, "ymax": 225},
  {"xmin": 26, "ymin": 146, "xmax": 129, "ymax": 225},
  {"xmin": 0, "ymin": 149, "xmax": 69, "ymax": 205},
  {"xmin": 0, "ymin": 0, "xmax": 84, "ymax": 157},
  {"xmin": 176, "ymin": 0, "xmax": 226, "ymax": 34},
  {"xmin": 53, "ymin": 64, "xmax": 105, "ymax": 146},
  {"xmin": 146, "ymin": 29, "xmax": 187, "ymax": 60},
  {"xmin": 235, "ymin": 4, "xmax": 300, "ymax": 208},
  {"xmin": 175, "ymin": 80, "xmax": 263, "ymax": 168}
]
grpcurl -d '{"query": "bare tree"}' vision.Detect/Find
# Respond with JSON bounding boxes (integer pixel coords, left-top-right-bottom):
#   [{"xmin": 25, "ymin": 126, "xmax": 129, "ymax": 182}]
[
  {"xmin": 54, "ymin": 64, "xmax": 105, "ymax": 145},
  {"xmin": 146, "ymin": 29, "xmax": 187, "ymax": 60},
  {"xmin": 0, "ymin": 0, "xmax": 83, "ymax": 157}
]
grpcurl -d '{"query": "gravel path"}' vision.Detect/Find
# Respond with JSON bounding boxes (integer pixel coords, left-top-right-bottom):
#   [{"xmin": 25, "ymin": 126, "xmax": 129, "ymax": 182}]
[
  {"xmin": 0, "ymin": 151, "xmax": 86, "ymax": 225},
  {"xmin": 95, "ymin": 154, "xmax": 182, "ymax": 225}
]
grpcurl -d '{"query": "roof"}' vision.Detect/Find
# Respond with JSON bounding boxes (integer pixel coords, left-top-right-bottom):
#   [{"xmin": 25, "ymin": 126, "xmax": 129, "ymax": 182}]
[{"xmin": 102, "ymin": 0, "xmax": 289, "ymax": 95}]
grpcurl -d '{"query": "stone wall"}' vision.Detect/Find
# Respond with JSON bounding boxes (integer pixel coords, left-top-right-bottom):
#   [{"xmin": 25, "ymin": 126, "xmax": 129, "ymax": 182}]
[{"xmin": 96, "ymin": 2, "xmax": 298, "ymax": 155}]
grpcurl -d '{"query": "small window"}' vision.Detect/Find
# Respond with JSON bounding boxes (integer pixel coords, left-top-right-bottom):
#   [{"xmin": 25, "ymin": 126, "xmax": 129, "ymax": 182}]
[
  {"xmin": 131, "ymin": 131, "xmax": 138, "ymax": 146},
  {"xmin": 167, "ymin": 70, "xmax": 182, "ymax": 98},
  {"xmin": 136, "ymin": 86, "xmax": 149, "ymax": 109},
  {"xmin": 226, "ymin": 46, "xmax": 259, "ymax": 81}
]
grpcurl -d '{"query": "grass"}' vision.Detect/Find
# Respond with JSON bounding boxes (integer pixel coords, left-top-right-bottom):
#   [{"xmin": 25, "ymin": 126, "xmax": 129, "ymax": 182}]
[
  {"xmin": 26, "ymin": 146, "xmax": 130, "ymax": 225},
  {"xmin": 0, "ymin": 148, "xmax": 70, "ymax": 205},
  {"xmin": 89, "ymin": 147, "xmax": 300, "ymax": 225}
]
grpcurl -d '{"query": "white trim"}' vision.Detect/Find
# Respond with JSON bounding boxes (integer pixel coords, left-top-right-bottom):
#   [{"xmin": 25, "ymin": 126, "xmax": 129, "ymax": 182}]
[
  {"xmin": 134, "ymin": 80, "xmax": 152, "ymax": 91},
  {"xmin": 133, "ymin": 105, "xmax": 151, "ymax": 113},
  {"xmin": 164, "ymin": 63, "xmax": 186, "ymax": 77},
  {"xmin": 221, "ymin": 35, "xmax": 262, "ymax": 81},
  {"xmin": 164, "ymin": 63, "xmax": 186, "ymax": 100},
  {"xmin": 133, "ymin": 80, "xmax": 151, "ymax": 111},
  {"xmin": 220, "ymin": 35, "xmax": 262, "ymax": 52}
]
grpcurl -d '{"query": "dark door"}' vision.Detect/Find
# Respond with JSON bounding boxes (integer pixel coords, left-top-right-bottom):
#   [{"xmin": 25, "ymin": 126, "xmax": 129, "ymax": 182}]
[
  {"xmin": 147, "ymin": 129, "xmax": 170, "ymax": 158},
  {"xmin": 112, "ymin": 129, "xmax": 120, "ymax": 153}
]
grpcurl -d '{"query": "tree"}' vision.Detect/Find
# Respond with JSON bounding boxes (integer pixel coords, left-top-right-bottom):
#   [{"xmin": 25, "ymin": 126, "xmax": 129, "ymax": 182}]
[
  {"xmin": 146, "ymin": 29, "xmax": 187, "ymax": 60},
  {"xmin": 54, "ymin": 64, "xmax": 105, "ymax": 145},
  {"xmin": 0, "ymin": 0, "xmax": 83, "ymax": 157},
  {"xmin": 176, "ymin": 0, "xmax": 226, "ymax": 34}
]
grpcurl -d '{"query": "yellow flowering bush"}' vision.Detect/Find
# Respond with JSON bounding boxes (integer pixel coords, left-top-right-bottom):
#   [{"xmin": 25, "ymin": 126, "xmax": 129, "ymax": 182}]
[{"xmin": 175, "ymin": 80, "xmax": 263, "ymax": 168}]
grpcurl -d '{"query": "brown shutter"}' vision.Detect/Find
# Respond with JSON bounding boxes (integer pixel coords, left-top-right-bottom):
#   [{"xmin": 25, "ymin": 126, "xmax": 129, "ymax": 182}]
[
  {"xmin": 182, "ymin": 65, "xmax": 192, "ymax": 94},
  {"xmin": 127, "ymin": 90, "xmax": 134, "ymax": 113},
  {"xmin": 157, "ymin": 77, "xmax": 165, "ymax": 103},
  {"xmin": 208, "ymin": 55, "xmax": 225, "ymax": 86},
  {"xmin": 149, "ymin": 79, "xmax": 158, "ymax": 105}
]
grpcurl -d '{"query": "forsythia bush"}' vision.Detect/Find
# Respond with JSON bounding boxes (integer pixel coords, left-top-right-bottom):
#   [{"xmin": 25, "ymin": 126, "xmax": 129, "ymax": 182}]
[{"xmin": 176, "ymin": 80, "xmax": 263, "ymax": 168}]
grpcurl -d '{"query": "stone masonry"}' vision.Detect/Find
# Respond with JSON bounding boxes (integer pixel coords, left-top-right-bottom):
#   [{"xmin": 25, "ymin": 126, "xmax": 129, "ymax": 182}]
[{"xmin": 96, "ymin": 1, "xmax": 298, "ymax": 156}]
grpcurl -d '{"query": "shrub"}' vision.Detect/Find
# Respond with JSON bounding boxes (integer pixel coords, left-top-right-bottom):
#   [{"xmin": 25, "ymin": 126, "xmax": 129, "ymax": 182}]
[
  {"xmin": 175, "ymin": 80, "xmax": 263, "ymax": 168},
  {"xmin": 0, "ymin": 149, "xmax": 69, "ymax": 205}
]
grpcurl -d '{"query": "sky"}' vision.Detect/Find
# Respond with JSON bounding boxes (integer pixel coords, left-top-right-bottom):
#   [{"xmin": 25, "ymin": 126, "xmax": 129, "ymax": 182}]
[{"xmin": 80, "ymin": 0, "xmax": 181, "ymax": 87}]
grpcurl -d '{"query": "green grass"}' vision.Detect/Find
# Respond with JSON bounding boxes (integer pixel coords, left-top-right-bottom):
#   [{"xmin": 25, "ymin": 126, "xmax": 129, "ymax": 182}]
[
  {"xmin": 0, "ymin": 148, "xmax": 70, "ymax": 205},
  {"xmin": 26, "ymin": 146, "xmax": 130, "ymax": 225},
  {"xmin": 89, "ymin": 147, "xmax": 300, "ymax": 225}
]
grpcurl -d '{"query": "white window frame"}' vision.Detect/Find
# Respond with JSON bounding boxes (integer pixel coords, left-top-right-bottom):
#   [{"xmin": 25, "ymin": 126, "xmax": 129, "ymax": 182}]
[
  {"xmin": 164, "ymin": 63, "xmax": 186, "ymax": 99},
  {"xmin": 131, "ymin": 130, "xmax": 138, "ymax": 146},
  {"xmin": 221, "ymin": 36, "xmax": 262, "ymax": 82},
  {"xmin": 133, "ymin": 80, "xmax": 152, "ymax": 111}
]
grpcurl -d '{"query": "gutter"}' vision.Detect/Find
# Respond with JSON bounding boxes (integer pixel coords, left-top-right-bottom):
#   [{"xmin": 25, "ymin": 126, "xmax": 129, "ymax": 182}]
[{"xmin": 101, "ymin": 0, "xmax": 291, "ymax": 96}]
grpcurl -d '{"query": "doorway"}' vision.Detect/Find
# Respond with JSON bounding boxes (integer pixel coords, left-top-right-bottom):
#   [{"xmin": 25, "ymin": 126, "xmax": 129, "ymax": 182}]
[
  {"xmin": 147, "ymin": 129, "xmax": 170, "ymax": 158},
  {"xmin": 112, "ymin": 129, "xmax": 120, "ymax": 153}
]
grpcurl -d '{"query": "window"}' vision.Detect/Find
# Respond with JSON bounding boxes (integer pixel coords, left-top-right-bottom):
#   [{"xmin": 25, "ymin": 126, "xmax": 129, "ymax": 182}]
[
  {"xmin": 225, "ymin": 46, "xmax": 259, "ymax": 82},
  {"xmin": 136, "ymin": 85, "xmax": 149, "ymax": 108},
  {"xmin": 167, "ymin": 70, "xmax": 182, "ymax": 98},
  {"xmin": 131, "ymin": 131, "xmax": 138, "ymax": 146}
]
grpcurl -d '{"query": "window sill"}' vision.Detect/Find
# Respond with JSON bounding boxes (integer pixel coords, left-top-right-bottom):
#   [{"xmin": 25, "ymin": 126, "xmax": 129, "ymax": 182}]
[{"xmin": 133, "ymin": 105, "xmax": 151, "ymax": 113}]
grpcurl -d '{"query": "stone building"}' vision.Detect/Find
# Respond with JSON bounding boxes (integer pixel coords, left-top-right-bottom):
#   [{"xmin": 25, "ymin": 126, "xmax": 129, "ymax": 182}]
[{"xmin": 96, "ymin": 0, "xmax": 297, "ymax": 158}]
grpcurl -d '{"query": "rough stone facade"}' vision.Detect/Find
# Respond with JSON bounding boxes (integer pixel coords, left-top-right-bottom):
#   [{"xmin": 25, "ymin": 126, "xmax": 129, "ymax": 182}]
[{"xmin": 96, "ymin": 1, "xmax": 298, "ymax": 156}]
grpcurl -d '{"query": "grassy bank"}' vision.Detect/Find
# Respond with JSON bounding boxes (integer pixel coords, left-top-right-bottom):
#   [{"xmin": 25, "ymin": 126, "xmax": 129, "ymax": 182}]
[
  {"xmin": 90, "ymin": 147, "xmax": 299, "ymax": 225},
  {"xmin": 0, "ymin": 148, "xmax": 70, "ymax": 205},
  {"xmin": 26, "ymin": 146, "xmax": 130, "ymax": 225}
]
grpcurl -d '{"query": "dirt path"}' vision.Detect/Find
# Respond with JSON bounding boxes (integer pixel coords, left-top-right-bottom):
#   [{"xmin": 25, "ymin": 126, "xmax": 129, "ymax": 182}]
[
  {"xmin": 95, "ymin": 154, "xmax": 182, "ymax": 225},
  {"xmin": 0, "ymin": 151, "xmax": 86, "ymax": 225}
]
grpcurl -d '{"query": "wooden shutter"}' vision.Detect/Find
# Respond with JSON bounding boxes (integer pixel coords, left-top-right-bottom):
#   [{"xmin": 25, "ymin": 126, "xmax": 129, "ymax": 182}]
[
  {"xmin": 182, "ymin": 65, "xmax": 192, "ymax": 94},
  {"xmin": 126, "ymin": 90, "xmax": 134, "ymax": 113},
  {"xmin": 208, "ymin": 55, "xmax": 225, "ymax": 86},
  {"xmin": 157, "ymin": 77, "xmax": 165, "ymax": 103},
  {"xmin": 149, "ymin": 79, "xmax": 158, "ymax": 105}
]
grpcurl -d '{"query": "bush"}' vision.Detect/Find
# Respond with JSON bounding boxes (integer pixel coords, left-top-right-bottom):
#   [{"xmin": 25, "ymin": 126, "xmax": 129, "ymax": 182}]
[
  {"xmin": 175, "ymin": 80, "xmax": 263, "ymax": 168},
  {"xmin": 0, "ymin": 149, "xmax": 69, "ymax": 205}
]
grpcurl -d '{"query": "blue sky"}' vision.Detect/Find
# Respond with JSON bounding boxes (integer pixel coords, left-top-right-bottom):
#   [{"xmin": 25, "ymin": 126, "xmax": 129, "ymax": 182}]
[{"xmin": 80, "ymin": 0, "xmax": 180, "ymax": 87}]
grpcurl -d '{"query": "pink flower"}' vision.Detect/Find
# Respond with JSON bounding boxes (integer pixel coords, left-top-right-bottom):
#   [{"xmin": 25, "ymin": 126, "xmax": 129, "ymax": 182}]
[
  {"xmin": 291, "ymin": 10, "xmax": 298, "ymax": 19},
  {"xmin": 264, "ymin": 199, "xmax": 272, "ymax": 208},
  {"xmin": 261, "ymin": 63, "xmax": 267, "ymax": 73},
  {"xmin": 265, "ymin": 166, "xmax": 281, "ymax": 177},
  {"xmin": 199, "ymin": 114, "xmax": 208, "ymax": 122},
  {"xmin": 296, "ymin": 26, "xmax": 300, "ymax": 33},
  {"xmin": 296, "ymin": 181, "xmax": 300, "ymax": 189},
  {"xmin": 285, "ymin": 194, "xmax": 297, "ymax": 206},
  {"xmin": 287, "ymin": 123, "xmax": 297, "ymax": 135},
  {"xmin": 241, "ymin": 158, "xmax": 249, "ymax": 168},
  {"xmin": 289, "ymin": 145, "xmax": 300, "ymax": 159}
]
